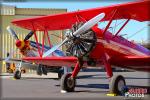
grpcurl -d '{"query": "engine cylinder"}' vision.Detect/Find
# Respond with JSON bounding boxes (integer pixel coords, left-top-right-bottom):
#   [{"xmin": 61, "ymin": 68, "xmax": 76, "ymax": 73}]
[{"xmin": 65, "ymin": 22, "xmax": 97, "ymax": 58}]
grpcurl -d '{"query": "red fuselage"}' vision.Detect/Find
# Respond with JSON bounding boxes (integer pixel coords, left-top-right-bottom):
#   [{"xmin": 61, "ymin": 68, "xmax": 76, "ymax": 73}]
[{"xmin": 89, "ymin": 26, "xmax": 150, "ymax": 72}]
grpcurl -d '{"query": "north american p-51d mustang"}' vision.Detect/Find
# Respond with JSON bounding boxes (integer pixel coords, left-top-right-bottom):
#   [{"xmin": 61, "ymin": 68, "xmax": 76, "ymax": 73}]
[
  {"xmin": 6, "ymin": 26, "xmax": 66, "ymax": 79},
  {"xmin": 10, "ymin": 0, "xmax": 150, "ymax": 95}
]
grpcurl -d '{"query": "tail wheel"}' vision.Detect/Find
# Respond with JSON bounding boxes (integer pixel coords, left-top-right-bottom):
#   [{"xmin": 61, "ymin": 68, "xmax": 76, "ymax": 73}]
[
  {"xmin": 61, "ymin": 73, "xmax": 76, "ymax": 92},
  {"xmin": 14, "ymin": 70, "xmax": 21, "ymax": 79},
  {"xmin": 109, "ymin": 75, "xmax": 126, "ymax": 95},
  {"xmin": 65, "ymin": 22, "xmax": 97, "ymax": 58}
]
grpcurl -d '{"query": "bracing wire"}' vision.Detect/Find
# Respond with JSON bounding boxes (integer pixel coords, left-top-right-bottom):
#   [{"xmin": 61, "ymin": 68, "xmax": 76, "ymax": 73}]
[{"xmin": 128, "ymin": 26, "xmax": 148, "ymax": 39}]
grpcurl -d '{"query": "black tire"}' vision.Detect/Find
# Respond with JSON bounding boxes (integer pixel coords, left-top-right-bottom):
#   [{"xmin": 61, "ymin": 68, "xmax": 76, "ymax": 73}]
[
  {"xmin": 42, "ymin": 66, "xmax": 47, "ymax": 75},
  {"xmin": 109, "ymin": 75, "xmax": 126, "ymax": 95},
  {"xmin": 14, "ymin": 70, "xmax": 21, "ymax": 79},
  {"xmin": 61, "ymin": 73, "xmax": 76, "ymax": 92},
  {"xmin": 36, "ymin": 64, "xmax": 42, "ymax": 76}
]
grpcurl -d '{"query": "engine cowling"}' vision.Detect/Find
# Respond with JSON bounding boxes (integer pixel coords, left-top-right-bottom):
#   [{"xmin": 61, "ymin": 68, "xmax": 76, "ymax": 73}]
[{"xmin": 65, "ymin": 22, "xmax": 97, "ymax": 58}]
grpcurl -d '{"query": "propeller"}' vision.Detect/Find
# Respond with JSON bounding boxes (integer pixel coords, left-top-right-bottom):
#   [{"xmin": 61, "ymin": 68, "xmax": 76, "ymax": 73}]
[
  {"xmin": 43, "ymin": 13, "xmax": 105, "ymax": 57},
  {"xmin": 7, "ymin": 26, "xmax": 34, "ymax": 49}
]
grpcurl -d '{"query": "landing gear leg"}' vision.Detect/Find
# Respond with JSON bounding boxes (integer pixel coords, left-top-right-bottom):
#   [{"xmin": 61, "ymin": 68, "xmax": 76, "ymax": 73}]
[
  {"xmin": 14, "ymin": 62, "xmax": 22, "ymax": 79},
  {"xmin": 102, "ymin": 54, "xmax": 126, "ymax": 95},
  {"xmin": 102, "ymin": 53, "xmax": 126, "ymax": 95},
  {"xmin": 103, "ymin": 54, "xmax": 113, "ymax": 78},
  {"xmin": 61, "ymin": 62, "xmax": 81, "ymax": 92}
]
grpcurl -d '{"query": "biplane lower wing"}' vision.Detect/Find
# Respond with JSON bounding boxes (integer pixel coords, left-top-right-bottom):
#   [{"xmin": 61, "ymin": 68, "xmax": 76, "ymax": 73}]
[
  {"xmin": 110, "ymin": 56, "xmax": 150, "ymax": 66},
  {"xmin": 22, "ymin": 56, "xmax": 78, "ymax": 67},
  {"xmin": 110, "ymin": 56, "xmax": 150, "ymax": 72}
]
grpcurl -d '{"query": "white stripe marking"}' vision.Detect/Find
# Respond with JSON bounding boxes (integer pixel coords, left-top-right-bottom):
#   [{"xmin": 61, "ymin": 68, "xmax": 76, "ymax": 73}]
[{"xmin": 97, "ymin": 39, "xmax": 147, "ymax": 56}]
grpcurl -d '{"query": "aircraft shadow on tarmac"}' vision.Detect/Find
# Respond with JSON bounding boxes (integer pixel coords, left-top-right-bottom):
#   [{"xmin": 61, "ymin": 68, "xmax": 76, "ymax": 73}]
[
  {"xmin": 77, "ymin": 74, "xmax": 150, "ymax": 80},
  {"xmin": 55, "ymin": 84, "xmax": 109, "ymax": 93},
  {"xmin": 81, "ymin": 68, "xmax": 131, "ymax": 72},
  {"xmin": 77, "ymin": 74, "xmax": 107, "ymax": 79},
  {"xmin": 20, "ymin": 77, "xmax": 59, "ymax": 80},
  {"xmin": 76, "ymin": 84, "xmax": 109, "ymax": 89},
  {"xmin": 55, "ymin": 83, "xmax": 109, "ymax": 90},
  {"xmin": 125, "ymin": 77, "xmax": 150, "ymax": 79}
]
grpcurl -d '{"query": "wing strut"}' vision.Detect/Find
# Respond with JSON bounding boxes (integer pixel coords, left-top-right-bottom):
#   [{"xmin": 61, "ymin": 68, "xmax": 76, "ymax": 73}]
[
  {"xmin": 44, "ymin": 28, "xmax": 55, "ymax": 56},
  {"xmin": 102, "ymin": 9, "xmax": 118, "ymax": 39},
  {"xmin": 76, "ymin": 14, "xmax": 87, "ymax": 22},
  {"xmin": 44, "ymin": 28, "xmax": 52, "ymax": 48},
  {"xmin": 114, "ymin": 18, "xmax": 130, "ymax": 37},
  {"xmin": 31, "ymin": 22, "xmax": 42, "ymax": 57},
  {"xmin": 30, "ymin": 21, "xmax": 54, "ymax": 57},
  {"xmin": 42, "ymin": 30, "xmax": 46, "ymax": 55}
]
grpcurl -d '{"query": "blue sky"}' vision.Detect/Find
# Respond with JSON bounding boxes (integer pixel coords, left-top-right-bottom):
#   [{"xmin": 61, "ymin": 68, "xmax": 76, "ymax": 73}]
[{"xmin": 2, "ymin": 0, "xmax": 149, "ymax": 43}]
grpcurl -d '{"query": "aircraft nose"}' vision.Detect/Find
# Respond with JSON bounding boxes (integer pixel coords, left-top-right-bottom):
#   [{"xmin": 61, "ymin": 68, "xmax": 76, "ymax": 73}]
[{"xmin": 16, "ymin": 40, "xmax": 24, "ymax": 49}]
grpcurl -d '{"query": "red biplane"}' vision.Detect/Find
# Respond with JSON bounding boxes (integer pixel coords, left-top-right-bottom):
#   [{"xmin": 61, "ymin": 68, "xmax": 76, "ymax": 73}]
[{"xmin": 9, "ymin": 0, "xmax": 150, "ymax": 95}]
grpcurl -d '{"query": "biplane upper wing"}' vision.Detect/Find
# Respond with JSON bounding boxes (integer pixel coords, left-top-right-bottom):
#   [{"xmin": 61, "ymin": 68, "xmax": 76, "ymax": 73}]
[
  {"xmin": 22, "ymin": 56, "xmax": 78, "ymax": 67},
  {"xmin": 12, "ymin": 0, "xmax": 149, "ymax": 31}
]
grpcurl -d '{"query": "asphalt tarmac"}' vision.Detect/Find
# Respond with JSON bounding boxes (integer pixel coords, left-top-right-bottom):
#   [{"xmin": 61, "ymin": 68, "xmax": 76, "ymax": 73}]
[{"xmin": 0, "ymin": 69, "xmax": 150, "ymax": 100}]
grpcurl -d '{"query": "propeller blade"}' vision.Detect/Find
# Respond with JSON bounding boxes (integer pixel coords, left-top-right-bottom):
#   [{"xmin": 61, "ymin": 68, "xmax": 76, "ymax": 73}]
[
  {"xmin": 73, "ymin": 13, "xmax": 105, "ymax": 36},
  {"xmin": 42, "ymin": 38, "xmax": 68, "ymax": 57},
  {"xmin": 6, "ymin": 26, "xmax": 19, "ymax": 40},
  {"xmin": 4, "ymin": 56, "xmax": 11, "ymax": 62},
  {"xmin": 4, "ymin": 51, "xmax": 15, "ymax": 62},
  {"xmin": 24, "ymin": 31, "xmax": 34, "ymax": 41}
]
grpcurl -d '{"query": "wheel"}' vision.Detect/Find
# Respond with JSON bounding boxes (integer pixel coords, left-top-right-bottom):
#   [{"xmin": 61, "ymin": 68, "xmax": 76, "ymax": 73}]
[
  {"xmin": 36, "ymin": 64, "xmax": 42, "ymax": 75},
  {"xmin": 109, "ymin": 75, "xmax": 126, "ymax": 95},
  {"xmin": 61, "ymin": 73, "xmax": 76, "ymax": 92},
  {"xmin": 14, "ymin": 70, "xmax": 21, "ymax": 79},
  {"xmin": 41, "ymin": 66, "xmax": 47, "ymax": 75}
]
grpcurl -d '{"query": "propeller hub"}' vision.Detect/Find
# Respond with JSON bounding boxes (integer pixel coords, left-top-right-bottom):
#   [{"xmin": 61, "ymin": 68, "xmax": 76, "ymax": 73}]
[
  {"xmin": 7, "ymin": 26, "xmax": 32, "ymax": 51},
  {"xmin": 16, "ymin": 40, "xmax": 25, "ymax": 49},
  {"xmin": 73, "ymin": 37, "xmax": 81, "ymax": 44}
]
